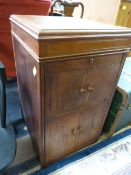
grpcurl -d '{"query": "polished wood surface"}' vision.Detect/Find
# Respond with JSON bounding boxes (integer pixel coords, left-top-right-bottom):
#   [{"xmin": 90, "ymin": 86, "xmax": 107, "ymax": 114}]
[
  {"xmin": 10, "ymin": 15, "xmax": 131, "ymax": 167},
  {"xmin": 45, "ymin": 102, "xmax": 107, "ymax": 165},
  {"xmin": 10, "ymin": 15, "xmax": 131, "ymax": 33},
  {"xmin": 45, "ymin": 54, "xmax": 123, "ymax": 120},
  {"xmin": 10, "ymin": 15, "xmax": 131, "ymax": 59},
  {"xmin": 12, "ymin": 37, "xmax": 42, "ymax": 158}
]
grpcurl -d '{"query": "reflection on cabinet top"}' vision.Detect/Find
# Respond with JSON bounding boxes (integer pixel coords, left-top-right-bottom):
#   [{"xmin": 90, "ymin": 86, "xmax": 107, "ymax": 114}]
[{"xmin": 10, "ymin": 15, "xmax": 131, "ymax": 38}]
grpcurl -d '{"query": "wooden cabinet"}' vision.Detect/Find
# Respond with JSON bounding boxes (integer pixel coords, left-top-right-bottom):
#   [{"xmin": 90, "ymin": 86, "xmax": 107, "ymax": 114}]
[
  {"xmin": 116, "ymin": 0, "xmax": 131, "ymax": 27},
  {"xmin": 10, "ymin": 15, "xmax": 131, "ymax": 167}
]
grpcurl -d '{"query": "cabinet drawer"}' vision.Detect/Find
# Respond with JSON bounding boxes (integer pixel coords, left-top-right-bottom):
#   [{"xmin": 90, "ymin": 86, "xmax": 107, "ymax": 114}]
[
  {"xmin": 45, "ymin": 102, "xmax": 107, "ymax": 166},
  {"xmin": 46, "ymin": 53, "xmax": 124, "ymax": 74},
  {"xmin": 45, "ymin": 56, "xmax": 123, "ymax": 119}
]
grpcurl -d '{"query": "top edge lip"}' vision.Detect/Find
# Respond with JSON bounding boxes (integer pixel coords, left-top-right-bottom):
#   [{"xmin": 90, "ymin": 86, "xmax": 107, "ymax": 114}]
[{"xmin": 10, "ymin": 15, "xmax": 131, "ymax": 39}]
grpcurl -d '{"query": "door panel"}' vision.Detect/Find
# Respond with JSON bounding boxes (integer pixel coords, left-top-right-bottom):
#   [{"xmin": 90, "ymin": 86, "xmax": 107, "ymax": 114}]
[{"xmin": 45, "ymin": 102, "xmax": 107, "ymax": 166}]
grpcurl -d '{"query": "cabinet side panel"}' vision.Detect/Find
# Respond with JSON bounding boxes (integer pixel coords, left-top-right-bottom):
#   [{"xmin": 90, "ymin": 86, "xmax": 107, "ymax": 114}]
[{"xmin": 12, "ymin": 36, "xmax": 43, "ymax": 162}]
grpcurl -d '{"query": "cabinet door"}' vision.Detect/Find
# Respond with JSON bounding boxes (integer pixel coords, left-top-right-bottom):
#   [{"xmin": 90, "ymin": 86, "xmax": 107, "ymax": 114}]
[
  {"xmin": 45, "ymin": 55, "xmax": 123, "ymax": 120},
  {"xmin": 45, "ymin": 102, "xmax": 107, "ymax": 166}
]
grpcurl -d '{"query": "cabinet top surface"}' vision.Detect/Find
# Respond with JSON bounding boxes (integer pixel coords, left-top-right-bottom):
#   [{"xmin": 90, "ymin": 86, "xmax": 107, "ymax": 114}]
[{"xmin": 10, "ymin": 15, "xmax": 131, "ymax": 38}]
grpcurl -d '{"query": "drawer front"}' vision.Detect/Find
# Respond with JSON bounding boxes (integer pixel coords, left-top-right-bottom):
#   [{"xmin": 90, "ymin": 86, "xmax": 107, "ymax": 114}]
[
  {"xmin": 45, "ymin": 54, "xmax": 123, "ymax": 119},
  {"xmin": 45, "ymin": 103, "xmax": 107, "ymax": 166},
  {"xmin": 46, "ymin": 53, "xmax": 123, "ymax": 74}
]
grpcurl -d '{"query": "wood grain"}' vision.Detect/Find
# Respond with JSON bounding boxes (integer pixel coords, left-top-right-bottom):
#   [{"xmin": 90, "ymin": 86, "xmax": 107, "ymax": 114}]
[
  {"xmin": 45, "ymin": 102, "xmax": 108, "ymax": 165},
  {"xmin": 45, "ymin": 59, "xmax": 123, "ymax": 120},
  {"xmin": 10, "ymin": 16, "xmax": 131, "ymax": 59},
  {"xmin": 12, "ymin": 36, "xmax": 43, "ymax": 162}
]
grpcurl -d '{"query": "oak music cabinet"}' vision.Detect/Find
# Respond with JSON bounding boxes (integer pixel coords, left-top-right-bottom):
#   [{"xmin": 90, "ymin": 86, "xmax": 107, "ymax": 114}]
[{"xmin": 10, "ymin": 15, "xmax": 131, "ymax": 167}]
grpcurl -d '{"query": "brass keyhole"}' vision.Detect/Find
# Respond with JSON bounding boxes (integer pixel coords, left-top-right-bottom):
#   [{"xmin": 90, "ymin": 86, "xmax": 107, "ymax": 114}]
[{"xmin": 90, "ymin": 58, "xmax": 94, "ymax": 64}]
